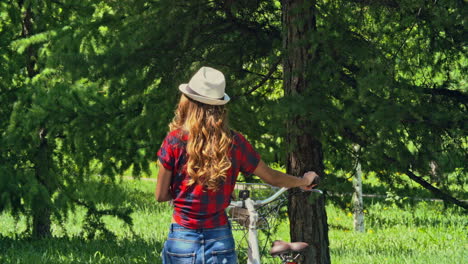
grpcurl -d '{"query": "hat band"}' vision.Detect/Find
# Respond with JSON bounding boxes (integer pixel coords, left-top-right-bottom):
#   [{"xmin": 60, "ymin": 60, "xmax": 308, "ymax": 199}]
[{"xmin": 186, "ymin": 85, "xmax": 224, "ymax": 100}]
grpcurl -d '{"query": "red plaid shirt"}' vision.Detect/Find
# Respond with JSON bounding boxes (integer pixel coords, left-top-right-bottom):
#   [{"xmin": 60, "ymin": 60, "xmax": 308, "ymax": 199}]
[{"xmin": 157, "ymin": 129, "xmax": 260, "ymax": 229}]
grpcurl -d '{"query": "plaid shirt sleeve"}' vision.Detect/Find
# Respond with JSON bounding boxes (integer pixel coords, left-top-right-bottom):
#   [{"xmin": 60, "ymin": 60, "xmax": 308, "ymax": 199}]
[
  {"xmin": 236, "ymin": 132, "xmax": 261, "ymax": 175},
  {"xmin": 157, "ymin": 134, "xmax": 175, "ymax": 171}
]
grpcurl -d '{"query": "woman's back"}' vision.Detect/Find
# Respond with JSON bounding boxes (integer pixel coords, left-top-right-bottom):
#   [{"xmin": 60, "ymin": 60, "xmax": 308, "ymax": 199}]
[{"xmin": 158, "ymin": 128, "xmax": 260, "ymax": 229}]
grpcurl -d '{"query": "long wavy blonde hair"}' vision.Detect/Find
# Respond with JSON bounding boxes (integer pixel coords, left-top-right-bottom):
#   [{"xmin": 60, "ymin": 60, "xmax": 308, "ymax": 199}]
[{"xmin": 169, "ymin": 95, "xmax": 232, "ymax": 190}]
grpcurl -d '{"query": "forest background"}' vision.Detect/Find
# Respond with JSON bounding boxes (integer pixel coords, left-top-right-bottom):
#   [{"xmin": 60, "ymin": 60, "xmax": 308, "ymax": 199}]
[{"xmin": 0, "ymin": 0, "xmax": 466, "ymax": 263}]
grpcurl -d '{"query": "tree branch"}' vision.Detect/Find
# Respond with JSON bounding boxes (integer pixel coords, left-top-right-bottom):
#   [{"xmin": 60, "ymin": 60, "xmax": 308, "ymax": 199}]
[
  {"xmin": 423, "ymin": 88, "xmax": 468, "ymax": 106},
  {"xmin": 347, "ymin": 0, "xmax": 399, "ymax": 8},
  {"xmin": 231, "ymin": 59, "xmax": 281, "ymax": 100},
  {"xmin": 220, "ymin": 0, "xmax": 281, "ymax": 41},
  {"xmin": 242, "ymin": 60, "xmax": 280, "ymax": 96},
  {"xmin": 340, "ymin": 126, "xmax": 468, "ymax": 209},
  {"xmin": 240, "ymin": 67, "xmax": 281, "ymax": 80},
  {"xmin": 405, "ymin": 169, "xmax": 467, "ymax": 209},
  {"xmin": 340, "ymin": 62, "xmax": 467, "ymax": 108}
]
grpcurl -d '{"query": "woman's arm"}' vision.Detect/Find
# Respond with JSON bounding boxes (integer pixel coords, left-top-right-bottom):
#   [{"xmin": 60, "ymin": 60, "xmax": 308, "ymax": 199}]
[
  {"xmin": 155, "ymin": 161, "xmax": 173, "ymax": 202},
  {"xmin": 253, "ymin": 160, "xmax": 319, "ymax": 189}
]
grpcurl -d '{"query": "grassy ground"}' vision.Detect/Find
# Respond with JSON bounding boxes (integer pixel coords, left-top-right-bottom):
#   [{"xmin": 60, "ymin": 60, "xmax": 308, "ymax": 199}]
[{"xmin": 0, "ymin": 179, "xmax": 466, "ymax": 264}]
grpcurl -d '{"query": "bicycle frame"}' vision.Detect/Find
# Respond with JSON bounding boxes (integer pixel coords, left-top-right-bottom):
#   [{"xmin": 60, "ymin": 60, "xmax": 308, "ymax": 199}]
[{"xmin": 229, "ymin": 187, "xmax": 323, "ymax": 264}]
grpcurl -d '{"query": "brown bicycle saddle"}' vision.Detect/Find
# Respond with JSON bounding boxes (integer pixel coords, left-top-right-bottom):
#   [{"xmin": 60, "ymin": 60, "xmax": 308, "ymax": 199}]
[{"xmin": 269, "ymin": 240, "xmax": 309, "ymax": 256}]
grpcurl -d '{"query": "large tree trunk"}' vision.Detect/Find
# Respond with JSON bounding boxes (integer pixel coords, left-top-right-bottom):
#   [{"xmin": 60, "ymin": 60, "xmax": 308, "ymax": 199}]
[{"xmin": 282, "ymin": 0, "xmax": 331, "ymax": 263}]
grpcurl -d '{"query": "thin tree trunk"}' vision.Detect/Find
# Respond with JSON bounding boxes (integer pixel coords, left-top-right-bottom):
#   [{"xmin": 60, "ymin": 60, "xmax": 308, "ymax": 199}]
[
  {"xmin": 352, "ymin": 145, "xmax": 364, "ymax": 232},
  {"xmin": 282, "ymin": 0, "xmax": 330, "ymax": 263},
  {"xmin": 33, "ymin": 129, "xmax": 52, "ymax": 238},
  {"xmin": 429, "ymin": 160, "xmax": 440, "ymax": 184},
  {"xmin": 21, "ymin": 1, "xmax": 36, "ymax": 78},
  {"xmin": 21, "ymin": 2, "xmax": 52, "ymax": 238}
]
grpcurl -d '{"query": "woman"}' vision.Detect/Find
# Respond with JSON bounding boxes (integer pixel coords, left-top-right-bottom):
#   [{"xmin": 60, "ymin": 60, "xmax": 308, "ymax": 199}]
[{"xmin": 155, "ymin": 66, "xmax": 319, "ymax": 264}]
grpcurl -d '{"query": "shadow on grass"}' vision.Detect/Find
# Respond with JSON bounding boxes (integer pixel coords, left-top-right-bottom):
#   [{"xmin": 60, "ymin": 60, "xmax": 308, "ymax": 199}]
[
  {"xmin": 0, "ymin": 236, "xmax": 164, "ymax": 264},
  {"xmin": 73, "ymin": 178, "xmax": 169, "ymax": 214},
  {"xmin": 0, "ymin": 179, "xmax": 171, "ymax": 264},
  {"xmin": 329, "ymin": 224, "xmax": 351, "ymax": 231}
]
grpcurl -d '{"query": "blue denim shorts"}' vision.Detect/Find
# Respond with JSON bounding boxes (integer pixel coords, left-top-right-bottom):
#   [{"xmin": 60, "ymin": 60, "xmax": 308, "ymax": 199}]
[{"xmin": 162, "ymin": 223, "xmax": 238, "ymax": 264}]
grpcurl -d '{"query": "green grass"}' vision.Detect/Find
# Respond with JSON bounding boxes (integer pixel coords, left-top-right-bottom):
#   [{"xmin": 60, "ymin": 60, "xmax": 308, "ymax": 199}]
[
  {"xmin": 0, "ymin": 179, "xmax": 466, "ymax": 264},
  {"xmin": 327, "ymin": 202, "xmax": 467, "ymax": 264}
]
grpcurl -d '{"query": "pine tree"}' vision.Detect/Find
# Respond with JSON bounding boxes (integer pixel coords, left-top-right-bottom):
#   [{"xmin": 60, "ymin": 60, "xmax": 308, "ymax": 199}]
[{"xmin": 1, "ymin": 0, "xmax": 136, "ymax": 238}]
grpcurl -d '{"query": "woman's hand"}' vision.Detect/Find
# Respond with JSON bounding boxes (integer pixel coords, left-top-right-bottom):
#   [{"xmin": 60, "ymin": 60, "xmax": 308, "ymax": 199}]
[{"xmin": 300, "ymin": 171, "xmax": 320, "ymax": 191}]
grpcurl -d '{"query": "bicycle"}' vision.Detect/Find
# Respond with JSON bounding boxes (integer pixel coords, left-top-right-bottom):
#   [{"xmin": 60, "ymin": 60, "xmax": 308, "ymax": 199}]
[{"xmin": 228, "ymin": 183, "xmax": 323, "ymax": 264}]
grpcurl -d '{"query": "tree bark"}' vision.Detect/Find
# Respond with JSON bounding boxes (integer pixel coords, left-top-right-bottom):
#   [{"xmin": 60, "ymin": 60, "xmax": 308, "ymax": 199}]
[
  {"xmin": 352, "ymin": 145, "xmax": 365, "ymax": 232},
  {"xmin": 33, "ymin": 129, "xmax": 52, "ymax": 238},
  {"xmin": 21, "ymin": 2, "xmax": 52, "ymax": 238},
  {"xmin": 20, "ymin": 1, "xmax": 37, "ymax": 78},
  {"xmin": 282, "ymin": 0, "xmax": 331, "ymax": 263}
]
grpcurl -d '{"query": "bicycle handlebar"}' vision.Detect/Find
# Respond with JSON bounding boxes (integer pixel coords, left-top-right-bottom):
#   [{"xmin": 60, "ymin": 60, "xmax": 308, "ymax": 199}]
[{"xmin": 230, "ymin": 186, "xmax": 323, "ymax": 208}]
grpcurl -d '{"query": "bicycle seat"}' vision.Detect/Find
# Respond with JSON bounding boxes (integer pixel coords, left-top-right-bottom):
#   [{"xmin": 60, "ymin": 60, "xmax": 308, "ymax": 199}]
[{"xmin": 269, "ymin": 240, "xmax": 309, "ymax": 256}]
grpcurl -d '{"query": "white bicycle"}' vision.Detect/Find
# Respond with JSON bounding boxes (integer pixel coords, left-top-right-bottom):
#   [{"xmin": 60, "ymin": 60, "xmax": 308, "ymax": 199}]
[{"xmin": 228, "ymin": 183, "xmax": 323, "ymax": 264}]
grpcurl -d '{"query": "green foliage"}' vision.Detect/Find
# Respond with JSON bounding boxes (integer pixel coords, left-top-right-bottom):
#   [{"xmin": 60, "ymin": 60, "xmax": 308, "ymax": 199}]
[{"xmin": 0, "ymin": 0, "xmax": 466, "ymax": 237}]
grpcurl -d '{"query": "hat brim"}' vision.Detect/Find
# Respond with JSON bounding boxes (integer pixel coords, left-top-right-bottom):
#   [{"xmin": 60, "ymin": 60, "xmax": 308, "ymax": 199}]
[{"xmin": 179, "ymin": 84, "xmax": 230, "ymax": 105}]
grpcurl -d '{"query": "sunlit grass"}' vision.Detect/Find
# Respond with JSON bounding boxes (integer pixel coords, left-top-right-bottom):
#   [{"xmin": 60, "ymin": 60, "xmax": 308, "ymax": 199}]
[
  {"xmin": 0, "ymin": 179, "xmax": 466, "ymax": 264},
  {"xmin": 327, "ymin": 202, "xmax": 467, "ymax": 264}
]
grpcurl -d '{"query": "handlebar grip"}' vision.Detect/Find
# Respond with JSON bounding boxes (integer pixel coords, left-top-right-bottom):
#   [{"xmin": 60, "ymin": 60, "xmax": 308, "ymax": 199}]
[{"xmin": 306, "ymin": 189, "xmax": 323, "ymax": 194}]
